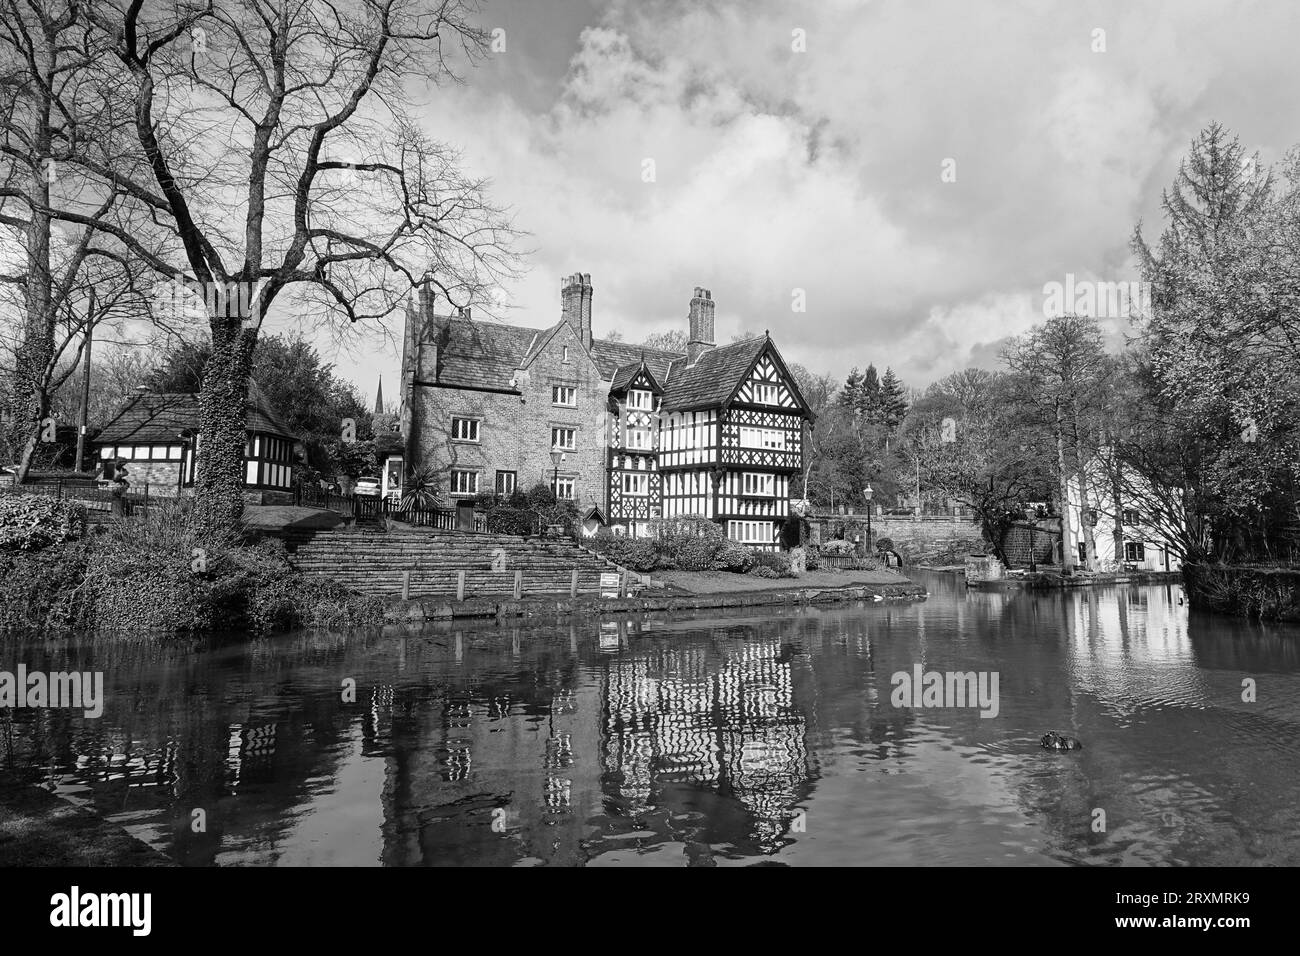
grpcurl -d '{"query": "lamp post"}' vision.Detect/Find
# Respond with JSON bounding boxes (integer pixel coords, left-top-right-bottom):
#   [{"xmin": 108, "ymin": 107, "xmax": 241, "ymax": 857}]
[{"xmin": 863, "ymin": 483, "xmax": 874, "ymax": 553}]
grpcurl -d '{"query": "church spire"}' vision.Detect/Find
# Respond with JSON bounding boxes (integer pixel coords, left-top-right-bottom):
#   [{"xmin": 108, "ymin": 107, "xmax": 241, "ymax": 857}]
[{"xmin": 374, "ymin": 376, "xmax": 384, "ymax": 415}]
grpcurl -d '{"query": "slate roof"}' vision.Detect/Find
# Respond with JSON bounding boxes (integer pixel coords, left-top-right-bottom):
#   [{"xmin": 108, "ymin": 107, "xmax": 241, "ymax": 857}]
[
  {"xmin": 425, "ymin": 316, "xmax": 539, "ymax": 390},
  {"xmin": 96, "ymin": 383, "xmax": 297, "ymax": 445},
  {"xmin": 589, "ymin": 339, "xmax": 682, "ymax": 381},
  {"xmin": 660, "ymin": 336, "xmax": 769, "ymax": 412}
]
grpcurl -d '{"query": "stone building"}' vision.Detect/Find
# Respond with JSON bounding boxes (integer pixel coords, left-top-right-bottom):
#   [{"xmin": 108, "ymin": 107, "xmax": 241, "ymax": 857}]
[{"xmin": 399, "ymin": 274, "xmax": 814, "ymax": 548}]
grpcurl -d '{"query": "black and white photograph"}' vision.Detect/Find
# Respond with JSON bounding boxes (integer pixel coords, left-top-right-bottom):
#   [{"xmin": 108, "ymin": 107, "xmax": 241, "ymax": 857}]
[{"xmin": 0, "ymin": 0, "xmax": 1294, "ymax": 929}]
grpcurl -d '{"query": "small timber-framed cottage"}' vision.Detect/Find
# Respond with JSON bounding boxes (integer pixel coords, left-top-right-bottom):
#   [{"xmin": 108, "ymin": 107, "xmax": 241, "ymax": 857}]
[
  {"xmin": 93, "ymin": 382, "xmax": 299, "ymax": 503},
  {"xmin": 398, "ymin": 275, "xmax": 814, "ymax": 549}
]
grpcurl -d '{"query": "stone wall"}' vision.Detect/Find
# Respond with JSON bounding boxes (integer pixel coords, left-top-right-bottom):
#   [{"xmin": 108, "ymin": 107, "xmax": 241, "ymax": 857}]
[{"xmin": 812, "ymin": 513, "xmax": 986, "ymax": 564}]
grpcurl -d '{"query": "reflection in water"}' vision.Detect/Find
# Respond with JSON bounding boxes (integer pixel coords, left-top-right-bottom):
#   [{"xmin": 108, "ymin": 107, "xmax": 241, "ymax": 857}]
[{"xmin": 2, "ymin": 571, "xmax": 1299, "ymax": 866}]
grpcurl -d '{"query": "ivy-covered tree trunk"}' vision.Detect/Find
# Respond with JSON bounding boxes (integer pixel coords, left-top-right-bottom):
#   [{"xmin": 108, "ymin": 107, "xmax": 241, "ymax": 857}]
[{"xmin": 191, "ymin": 326, "xmax": 256, "ymax": 536}]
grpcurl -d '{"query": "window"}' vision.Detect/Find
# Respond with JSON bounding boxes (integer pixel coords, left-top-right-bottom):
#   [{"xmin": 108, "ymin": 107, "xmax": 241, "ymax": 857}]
[
  {"xmin": 742, "ymin": 472, "xmax": 775, "ymax": 496},
  {"xmin": 627, "ymin": 389, "xmax": 652, "ymax": 410},
  {"xmin": 552, "ymin": 385, "xmax": 577, "ymax": 407},
  {"xmin": 452, "ymin": 417, "xmax": 480, "ymax": 442},
  {"xmin": 99, "ymin": 446, "xmax": 114, "ymax": 460},
  {"xmin": 1122, "ymin": 509, "xmax": 1142, "ymax": 526},
  {"xmin": 551, "ymin": 426, "xmax": 576, "ymax": 450},
  {"xmin": 562, "ymin": 346, "xmax": 570, "ymax": 362},
  {"xmin": 623, "ymin": 473, "xmax": 649, "ymax": 496},
  {"xmin": 1124, "ymin": 541, "xmax": 1145, "ymax": 562},
  {"xmin": 553, "ymin": 476, "xmax": 575, "ymax": 500},
  {"xmin": 495, "ymin": 470, "xmax": 517, "ymax": 495},
  {"xmin": 753, "ymin": 383, "xmax": 779, "ymax": 405},
  {"xmin": 728, "ymin": 520, "xmax": 775, "ymax": 544},
  {"xmin": 739, "ymin": 427, "xmax": 784, "ymax": 450},
  {"xmin": 451, "ymin": 470, "xmax": 479, "ymax": 495},
  {"xmin": 627, "ymin": 426, "xmax": 651, "ymax": 450}
]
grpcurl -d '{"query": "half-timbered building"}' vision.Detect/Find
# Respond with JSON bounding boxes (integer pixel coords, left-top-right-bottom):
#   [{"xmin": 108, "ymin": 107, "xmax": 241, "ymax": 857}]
[{"xmin": 399, "ymin": 276, "xmax": 814, "ymax": 549}]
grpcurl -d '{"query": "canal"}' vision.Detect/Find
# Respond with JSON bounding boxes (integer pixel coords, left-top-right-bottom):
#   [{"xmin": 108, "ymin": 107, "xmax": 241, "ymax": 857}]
[{"xmin": 3, "ymin": 570, "xmax": 1298, "ymax": 866}]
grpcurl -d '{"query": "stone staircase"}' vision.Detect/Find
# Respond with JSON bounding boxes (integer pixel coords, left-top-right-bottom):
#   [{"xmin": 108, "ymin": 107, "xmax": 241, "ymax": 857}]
[{"xmin": 271, "ymin": 528, "xmax": 625, "ymax": 598}]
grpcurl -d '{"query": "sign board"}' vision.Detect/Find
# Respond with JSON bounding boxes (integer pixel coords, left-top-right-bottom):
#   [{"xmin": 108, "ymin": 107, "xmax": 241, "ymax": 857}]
[{"xmin": 600, "ymin": 572, "xmax": 621, "ymax": 598}]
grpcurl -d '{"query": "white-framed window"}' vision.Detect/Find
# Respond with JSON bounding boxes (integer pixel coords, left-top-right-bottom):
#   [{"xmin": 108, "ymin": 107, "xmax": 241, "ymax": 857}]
[
  {"xmin": 553, "ymin": 476, "xmax": 575, "ymax": 500},
  {"xmin": 99, "ymin": 446, "xmax": 114, "ymax": 460},
  {"xmin": 623, "ymin": 473, "xmax": 649, "ymax": 496},
  {"xmin": 1122, "ymin": 508, "xmax": 1142, "ymax": 526},
  {"xmin": 627, "ymin": 389, "xmax": 652, "ymax": 410},
  {"xmin": 627, "ymin": 426, "xmax": 651, "ymax": 450},
  {"xmin": 167, "ymin": 445, "xmax": 183, "ymax": 460},
  {"xmin": 742, "ymin": 472, "xmax": 775, "ymax": 496},
  {"xmin": 1124, "ymin": 541, "xmax": 1145, "ymax": 562},
  {"xmin": 728, "ymin": 520, "xmax": 776, "ymax": 544},
  {"xmin": 753, "ymin": 383, "xmax": 779, "ymax": 405},
  {"xmin": 452, "ymin": 417, "xmax": 480, "ymax": 442},
  {"xmin": 495, "ymin": 470, "xmax": 517, "ymax": 495},
  {"xmin": 551, "ymin": 426, "xmax": 576, "ymax": 450},
  {"xmin": 739, "ymin": 427, "xmax": 784, "ymax": 450},
  {"xmin": 450, "ymin": 469, "xmax": 479, "ymax": 495},
  {"xmin": 552, "ymin": 385, "xmax": 577, "ymax": 407}
]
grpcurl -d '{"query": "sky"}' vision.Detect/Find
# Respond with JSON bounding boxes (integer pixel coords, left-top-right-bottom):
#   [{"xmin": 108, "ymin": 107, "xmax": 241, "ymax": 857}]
[{"xmin": 274, "ymin": 0, "xmax": 1300, "ymax": 406}]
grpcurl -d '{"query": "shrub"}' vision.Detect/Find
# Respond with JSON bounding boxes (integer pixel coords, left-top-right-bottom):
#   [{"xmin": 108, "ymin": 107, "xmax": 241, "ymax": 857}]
[
  {"xmin": 0, "ymin": 501, "xmax": 382, "ymax": 635},
  {"xmin": 822, "ymin": 538, "xmax": 855, "ymax": 555},
  {"xmin": 875, "ymin": 537, "xmax": 895, "ymax": 553},
  {"xmin": 526, "ymin": 482, "xmax": 557, "ymax": 509},
  {"xmin": 0, "ymin": 494, "xmax": 87, "ymax": 552},
  {"xmin": 486, "ymin": 506, "xmax": 537, "ymax": 536},
  {"xmin": 713, "ymin": 541, "xmax": 756, "ymax": 572},
  {"xmin": 750, "ymin": 550, "xmax": 795, "ymax": 577},
  {"xmin": 598, "ymin": 535, "xmax": 659, "ymax": 572}
]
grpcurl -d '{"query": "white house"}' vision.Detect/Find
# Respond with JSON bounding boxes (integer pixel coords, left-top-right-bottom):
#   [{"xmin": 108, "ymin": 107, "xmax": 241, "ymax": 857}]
[{"xmin": 1066, "ymin": 459, "xmax": 1183, "ymax": 573}]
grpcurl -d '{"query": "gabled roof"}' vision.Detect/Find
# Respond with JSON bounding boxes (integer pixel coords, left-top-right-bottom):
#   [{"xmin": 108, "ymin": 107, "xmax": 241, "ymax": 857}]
[
  {"xmin": 610, "ymin": 359, "xmax": 663, "ymax": 394},
  {"xmin": 96, "ymin": 384, "xmax": 297, "ymax": 445},
  {"xmin": 660, "ymin": 336, "xmax": 769, "ymax": 412}
]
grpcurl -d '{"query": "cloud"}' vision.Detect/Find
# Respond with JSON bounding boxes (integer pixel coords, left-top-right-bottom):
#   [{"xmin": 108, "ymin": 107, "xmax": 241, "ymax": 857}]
[{"xmin": 331, "ymin": 0, "xmax": 1300, "ymax": 395}]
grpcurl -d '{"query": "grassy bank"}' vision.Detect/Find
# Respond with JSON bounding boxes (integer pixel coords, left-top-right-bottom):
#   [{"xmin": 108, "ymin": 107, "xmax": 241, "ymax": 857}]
[
  {"xmin": 0, "ymin": 495, "xmax": 383, "ymax": 635},
  {"xmin": 0, "ymin": 772, "xmax": 174, "ymax": 866},
  {"xmin": 1183, "ymin": 564, "xmax": 1300, "ymax": 621}
]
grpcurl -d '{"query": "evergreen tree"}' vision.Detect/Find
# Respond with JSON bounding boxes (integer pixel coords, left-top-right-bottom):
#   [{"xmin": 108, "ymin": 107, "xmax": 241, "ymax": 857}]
[
  {"xmin": 859, "ymin": 364, "xmax": 883, "ymax": 423},
  {"xmin": 879, "ymin": 367, "xmax": 909, "ymax": 431},
  {"xmin": 840, "ymin": 367, "xmax": 863, "ymax": 410}
]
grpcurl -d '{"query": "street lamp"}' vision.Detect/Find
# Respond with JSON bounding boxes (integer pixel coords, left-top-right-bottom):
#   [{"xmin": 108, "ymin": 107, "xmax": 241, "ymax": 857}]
[
  {"xmin": 550, "ymin": 449, "xmax": 565, "ymax": 498},
  {"xmin": 863, "ymin": 483, "xmax": 874, "ymax": 552}
]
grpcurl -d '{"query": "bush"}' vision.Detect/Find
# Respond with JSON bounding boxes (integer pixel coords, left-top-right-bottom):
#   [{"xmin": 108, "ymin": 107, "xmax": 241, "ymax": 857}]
[
  {"xmin": 526, "ymin": 482, "xmax": 557, "ymax": 509},
  {"xmin": 486, "ymin": 506, "xmax": 537, "ymax": 536},
  {"xmin": 596, "ymin": 534, "xmax": 659, "ymax": 572},
  {"xmin": 0, "ymin": 494, "xmax": 87, "ymax": 552},
  {"xmin": 0, "ymin": 501, "xmax": 382, "ymax": 635},
  {"xmin": 822, "ymin": 538, "xmax": 855, "ymax": 555},
  {"xmin": 713, "ymin": 541, "xmax": 756, "ymax": 572},
  {"xmin": 875, "ymin": 537, "xmax": 895, "ymax": 553},
  {"xmin": 750, "ymin": 550, "xmax": 795, "ymax": 577}
]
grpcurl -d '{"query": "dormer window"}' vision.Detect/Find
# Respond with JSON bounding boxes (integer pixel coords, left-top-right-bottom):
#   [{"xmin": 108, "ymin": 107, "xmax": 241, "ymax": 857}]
[{"xmin": 627, "ymin": 389, "xmax": 652, "ymax": 410}]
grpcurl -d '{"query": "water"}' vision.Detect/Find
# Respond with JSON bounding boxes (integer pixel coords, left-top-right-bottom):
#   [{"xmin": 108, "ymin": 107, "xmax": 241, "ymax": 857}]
[{"xmin": 3, "ymin": 571, "xmax": 1298, "ymax": 866}]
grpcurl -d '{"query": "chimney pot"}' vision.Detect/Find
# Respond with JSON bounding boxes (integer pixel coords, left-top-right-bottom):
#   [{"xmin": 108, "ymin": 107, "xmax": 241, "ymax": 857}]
[{"xmin": 687, "ymin": 285, "xmax": 716, "ymax": 364}]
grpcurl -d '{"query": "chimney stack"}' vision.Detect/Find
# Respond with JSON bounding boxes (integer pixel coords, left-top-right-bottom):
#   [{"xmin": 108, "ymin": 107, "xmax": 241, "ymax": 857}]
[
  {"xmin": 687, "ymin": 287, "xmax": 715, "ymax": 365},
  {"xmin": 561, "ymin": 273, "xmax": 593, "ymax": 349}
]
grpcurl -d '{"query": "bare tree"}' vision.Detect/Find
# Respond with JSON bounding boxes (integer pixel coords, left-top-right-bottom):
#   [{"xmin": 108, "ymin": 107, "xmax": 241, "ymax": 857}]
[
  {"xmin": 0, "ymin": 0, "xmax": 161, "ymax": 479},
  {"xmin": 1002, "ymin": 315, "xmax": 1109, "ymax": 571},
  {"xmin": 63, "ymin": 0, "xmax": 517, "ymax": 533}
]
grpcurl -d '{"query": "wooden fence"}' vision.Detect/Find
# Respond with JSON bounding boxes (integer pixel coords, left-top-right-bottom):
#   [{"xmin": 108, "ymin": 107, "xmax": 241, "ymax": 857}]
[
  {"xmin": 1, "ymin": 478, "xmax": 153, "ymax": 514},
  {"xmin": 294, "ymin": 484, "xmax": 488, "ymax": 532}
]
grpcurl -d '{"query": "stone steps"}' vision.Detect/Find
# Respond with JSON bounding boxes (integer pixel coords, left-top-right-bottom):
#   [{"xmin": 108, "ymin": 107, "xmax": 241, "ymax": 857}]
[{"xmin": 268, "ymin": 528, "xmax": 621, "ymax": 596}]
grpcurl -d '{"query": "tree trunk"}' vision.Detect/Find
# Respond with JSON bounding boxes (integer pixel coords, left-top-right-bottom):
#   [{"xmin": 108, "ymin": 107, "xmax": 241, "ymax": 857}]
[
  {"xmin": 1071, "ymin": 402, "xmax": 1097, "ymax": 570},
  {"xmin": 1110, "ymin": 459, "xmax": 1125, "ymax": 566},
  {"xmin": 191, "ymin": 326, "xmax": 256, "ymax": 536},
  {"xmin": 1053, "ymin": 401, "xmax": 1076, "ymax": 571}
]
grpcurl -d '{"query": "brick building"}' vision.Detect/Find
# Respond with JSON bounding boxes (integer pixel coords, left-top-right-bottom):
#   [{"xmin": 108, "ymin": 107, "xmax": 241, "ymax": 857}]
[{"xmin": 399, "ymin": 274, "xmax": 814, "ymax": 548}]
